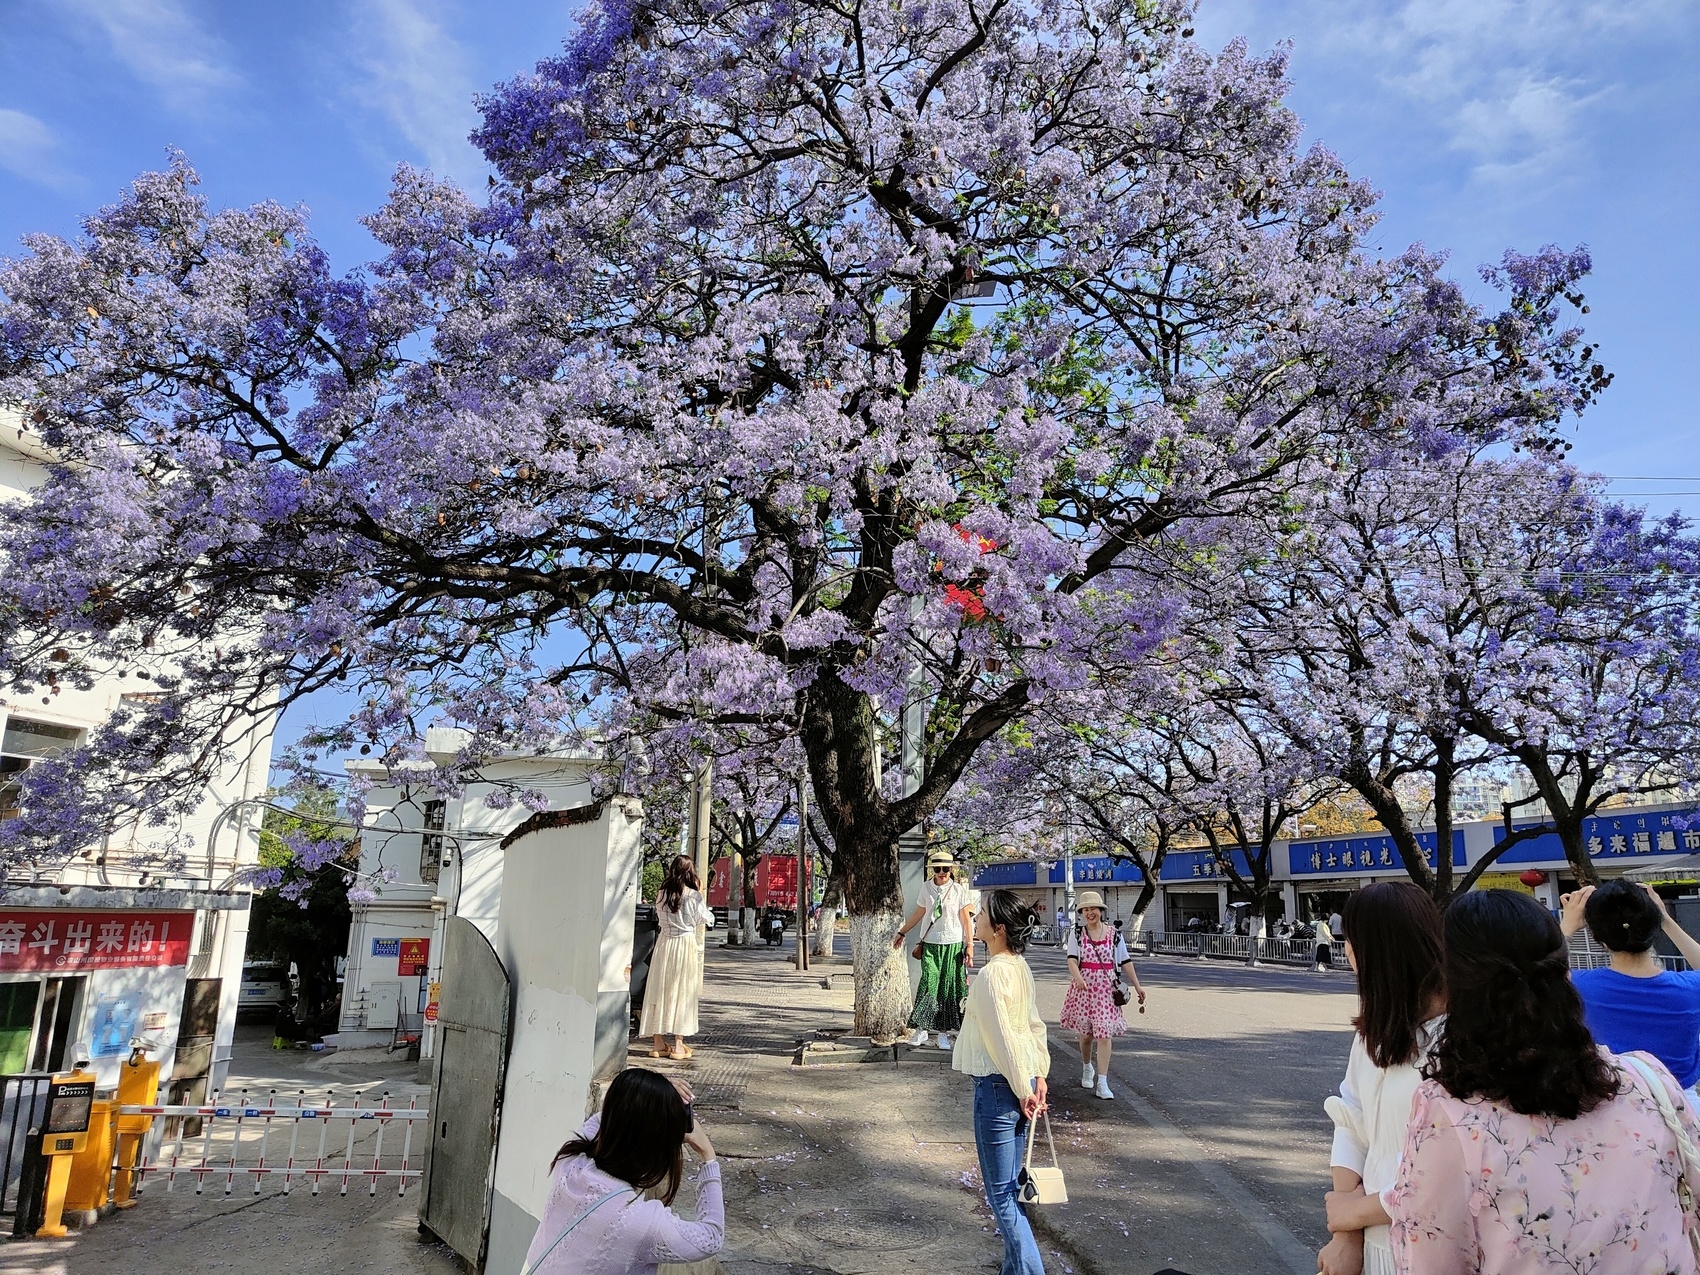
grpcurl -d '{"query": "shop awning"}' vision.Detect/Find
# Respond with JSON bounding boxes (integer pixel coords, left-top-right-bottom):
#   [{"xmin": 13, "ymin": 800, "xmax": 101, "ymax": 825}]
[{"xmin": 1624, "ymin": 856, "xmax": 1700, "ymax": 886}]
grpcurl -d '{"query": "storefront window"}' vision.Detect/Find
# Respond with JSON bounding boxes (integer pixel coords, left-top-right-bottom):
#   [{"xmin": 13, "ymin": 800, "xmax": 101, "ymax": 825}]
[
  {"xmin": 1166, "ymin": 892, "xmax": 1221, "ymax": 932},
  {"xmin": 0, "ymin": 982, "xmax": 39, "ymax": 1074}
]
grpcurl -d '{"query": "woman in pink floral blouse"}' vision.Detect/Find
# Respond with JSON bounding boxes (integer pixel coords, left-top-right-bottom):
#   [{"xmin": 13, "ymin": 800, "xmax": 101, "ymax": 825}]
[{"xmin": 1386, "ymin": 889, "xmax": 1700, "ymax": 1274}]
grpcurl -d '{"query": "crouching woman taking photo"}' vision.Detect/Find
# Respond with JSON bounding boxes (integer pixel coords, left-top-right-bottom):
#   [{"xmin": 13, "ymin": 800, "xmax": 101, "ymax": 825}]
[
  {"xmin": 522, "ymin": 1067, "xmax": 723, "ymax": 1275},
  {"xmin": 953, "ymin": 889, "xmax": 1051, "ymax": 1275}
]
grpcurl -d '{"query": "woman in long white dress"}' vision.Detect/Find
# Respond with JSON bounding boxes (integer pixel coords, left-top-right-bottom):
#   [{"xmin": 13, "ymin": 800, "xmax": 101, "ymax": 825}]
[
  {"xmin": 640, "ymin": 857, "xmax": 711, "ymax": 1060},
  {"xmin": 1319, "ymin": 882, "xmax": 1446, "ymax": 1275}
]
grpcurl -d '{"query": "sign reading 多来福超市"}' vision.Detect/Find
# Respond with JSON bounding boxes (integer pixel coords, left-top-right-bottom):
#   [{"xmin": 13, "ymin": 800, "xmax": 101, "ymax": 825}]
[{"xmin": 0, "ymin": 910, "xmax": 192, "ymax": 973}]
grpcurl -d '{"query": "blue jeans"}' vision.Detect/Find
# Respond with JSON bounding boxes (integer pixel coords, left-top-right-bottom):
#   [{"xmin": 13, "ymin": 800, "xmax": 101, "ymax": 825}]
[{"xmin": 973, "ymin": 1074, "xmax": 1046, "ymax": 1275}]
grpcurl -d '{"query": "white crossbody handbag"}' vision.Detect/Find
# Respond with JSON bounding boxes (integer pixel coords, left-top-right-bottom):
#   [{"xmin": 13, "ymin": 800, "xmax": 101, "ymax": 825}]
[{"xmin": 1016, "ymin": 1109, "xmax": 1067, "ymax": 1206}]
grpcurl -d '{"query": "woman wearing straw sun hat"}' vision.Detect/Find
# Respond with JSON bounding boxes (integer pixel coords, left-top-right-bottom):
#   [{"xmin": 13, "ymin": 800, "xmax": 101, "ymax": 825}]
[
  {"xmin": 893, "ymin": 850, "xmax": 975, "ymax": 1049},
  {"xmin": 1061, "ymin": 890, "xmax": 1146, "ymax": 1099}
]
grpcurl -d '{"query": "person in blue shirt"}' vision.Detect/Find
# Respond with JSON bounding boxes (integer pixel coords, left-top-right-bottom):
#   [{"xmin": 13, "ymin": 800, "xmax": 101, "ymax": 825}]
[{"xmin": 1561, "ymin": 879, "xmax": 1700, "ymax": 1110}]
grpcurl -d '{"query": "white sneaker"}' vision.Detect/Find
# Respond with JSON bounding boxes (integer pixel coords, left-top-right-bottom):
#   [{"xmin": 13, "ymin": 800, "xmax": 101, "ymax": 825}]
[
  {"xmin": 908, "ymin": 1028, "xmax": 928, "ymax": 1047},
  {"xmin": 936, "ymin": 1032, "xmax": 953, "ymax": 1050},
  {"xmin": 1095, "ymin": 1074, "xmax": 1114, "ymax": 1100},
  {"xmin": 1080, "ymin": 1063, "xmax": 1095, "ymax": 1089}
]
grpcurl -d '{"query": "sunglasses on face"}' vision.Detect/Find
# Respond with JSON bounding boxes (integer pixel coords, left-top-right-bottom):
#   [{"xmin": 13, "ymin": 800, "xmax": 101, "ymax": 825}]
[{"xmin": 932, "ymin": 867, "xmax": 952, "ymax": 875}]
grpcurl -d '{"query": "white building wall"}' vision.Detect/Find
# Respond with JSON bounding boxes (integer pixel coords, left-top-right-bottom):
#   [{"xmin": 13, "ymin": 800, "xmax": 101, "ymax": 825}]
[
  {"xmin": 0, "ymin": 410, "xmax": 275, "ymax": 1092},
  {"xmin": 338, "ymin": 753, "xmax": 602, "ymax": 1053},
  {"xmin": 484, "ymin": 796, "xmax": 643, "ymax": 1275}
]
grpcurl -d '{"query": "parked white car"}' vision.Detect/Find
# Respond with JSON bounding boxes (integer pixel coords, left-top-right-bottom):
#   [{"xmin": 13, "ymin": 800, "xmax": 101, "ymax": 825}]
[{"xmin": 239, "ymin": 962, "xmax": 290, "ymax": 1017}]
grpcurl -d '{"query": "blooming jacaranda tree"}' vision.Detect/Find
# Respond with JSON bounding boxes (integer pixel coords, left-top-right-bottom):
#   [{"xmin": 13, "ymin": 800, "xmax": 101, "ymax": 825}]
[
  {"xmin": 0, "ymin": 0, "xmax": 1606, "ymax": 1035},
  {"xmin": 1181, "ymin": 442, "xmax": 1700, "ymax": 898}
]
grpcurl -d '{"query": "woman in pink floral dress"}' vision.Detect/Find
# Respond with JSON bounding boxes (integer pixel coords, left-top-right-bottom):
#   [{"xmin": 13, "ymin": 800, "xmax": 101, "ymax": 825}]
[
  {"xmin": 1060, "ymin": 891, "xmax": 1146, "ymax": 1100},
  {"xmin": 1384, "ymin": 889, "xmax": 1700, "ymax": 1274}
]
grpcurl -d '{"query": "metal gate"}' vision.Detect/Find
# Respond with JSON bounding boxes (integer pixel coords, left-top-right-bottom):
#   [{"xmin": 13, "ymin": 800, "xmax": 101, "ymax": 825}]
[{"xmin": 418, "ymin": 918, "xmax": 510, "ymax": 1271}]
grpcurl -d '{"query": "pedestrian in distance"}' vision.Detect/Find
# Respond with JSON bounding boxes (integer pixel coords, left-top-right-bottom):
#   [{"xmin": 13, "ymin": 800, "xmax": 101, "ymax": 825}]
[
  {"xmin": 1385, "ymin": 889, "xmax": 1700, "ymax": 1273},
  {"xmin": 1313, "ymin": 914, "xmax": 1335, "ymax": 970},
  {"xmin": 1060, "ymin": 889, "xmax": 1146, "ymax": 1100},
  {"xmin": 1561, "ymin": 880, "xmax": 1700, "ymax": 1113},
  {"xmin": 1319, "ymin": 883, "xmax": 1446, "ymax": 1275},
  {"xmin": 639, "ymin": 856, "xmax": 711, "ymax": 1060},
  {"xmin": 892, "ymin": 849, "xmax": 974, "ymax": 1049},
  {"xmin": 954, "ymin": 888, "xmax": 1052, "ymax": 1275},
  {"xmin": 521, "ymin": 1067, "xmax": 722, "ymax": 1275}
]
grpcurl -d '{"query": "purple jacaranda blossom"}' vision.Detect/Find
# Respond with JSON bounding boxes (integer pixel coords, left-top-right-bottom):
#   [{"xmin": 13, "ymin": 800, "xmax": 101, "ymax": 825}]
[{"xmin": 0, "ymin": 1, "xmax": 1611, "ymax": 1033}]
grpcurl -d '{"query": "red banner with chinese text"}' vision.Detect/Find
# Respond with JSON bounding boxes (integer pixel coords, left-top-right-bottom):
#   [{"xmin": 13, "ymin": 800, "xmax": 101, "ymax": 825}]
[{"xmin": 0, "ymin": 910, "xmax": 193, "ymax": 972}]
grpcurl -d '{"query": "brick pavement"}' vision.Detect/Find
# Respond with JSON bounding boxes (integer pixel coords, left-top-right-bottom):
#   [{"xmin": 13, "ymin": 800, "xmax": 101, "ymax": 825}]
[{"xmin": 642, "ymin": 937, "xmax": 1350, "ymax": 1275}]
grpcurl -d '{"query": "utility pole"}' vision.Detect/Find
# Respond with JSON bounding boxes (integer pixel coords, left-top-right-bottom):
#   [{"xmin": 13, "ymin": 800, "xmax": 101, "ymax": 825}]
[
  {"xmin": 795, "ymin": 780, "xmax": 810, "ymax": 971},
  {"xmin": 689, "ymin": 761, "xmax": 712, "ymax": 944}
]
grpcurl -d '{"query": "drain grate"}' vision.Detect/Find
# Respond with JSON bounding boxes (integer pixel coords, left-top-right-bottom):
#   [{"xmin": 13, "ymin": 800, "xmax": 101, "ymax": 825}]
[{"xmin": 794, "ymin": 1208, "xmax": 941, "ymax": 1249}]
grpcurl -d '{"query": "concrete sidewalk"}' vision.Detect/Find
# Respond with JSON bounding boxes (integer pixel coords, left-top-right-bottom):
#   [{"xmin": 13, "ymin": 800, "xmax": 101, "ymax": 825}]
[{"xmin": 646, "ymin": 940, "xmax": 1341, "ymax": 1275}]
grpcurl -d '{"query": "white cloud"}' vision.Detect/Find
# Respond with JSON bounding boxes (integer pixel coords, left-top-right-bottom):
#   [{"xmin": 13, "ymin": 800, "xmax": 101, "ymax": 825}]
[
  {"xmin": 1199, "ymin": 0, "xmax": 1689, "ymax": 187},
  {"xmin": 1329, "ymin": 0, "xmax": 1682, "ymax": 181},
  {"xmin": 55, "ymin": 0, "xmax": 240, "ymax": 109},
  {"xmin": 0, "ymin": 108, "xmax": 72, "ymax": 190},
  {"xmin": 346, "ymin": 0, "xmax": 487, "ymax": 190}
]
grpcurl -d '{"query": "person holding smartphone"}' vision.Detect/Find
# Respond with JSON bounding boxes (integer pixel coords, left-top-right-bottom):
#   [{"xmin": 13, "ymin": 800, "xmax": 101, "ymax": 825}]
[{"xmin": 522, "ymin": 1068, "xmax": 722, "ymax": 1274}]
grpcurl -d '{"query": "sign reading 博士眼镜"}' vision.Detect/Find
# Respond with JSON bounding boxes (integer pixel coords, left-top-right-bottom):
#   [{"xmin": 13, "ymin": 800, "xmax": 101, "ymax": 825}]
[
  {"xmin": 1288, "ymin": 831, "xmax": 1466, "ymax": 877},
  {"xmin": 0, "ymin": 910, "xmax": 192, "ymax": 972}
]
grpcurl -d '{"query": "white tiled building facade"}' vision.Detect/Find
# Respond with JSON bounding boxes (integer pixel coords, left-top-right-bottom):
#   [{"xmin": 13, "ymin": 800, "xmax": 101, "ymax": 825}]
[{"xmin": 0, "ymin": 409, "xmax": 275, "ymax": 1095}]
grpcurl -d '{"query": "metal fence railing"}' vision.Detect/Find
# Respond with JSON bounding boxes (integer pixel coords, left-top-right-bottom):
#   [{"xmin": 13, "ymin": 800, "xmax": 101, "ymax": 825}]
[
  {"xmin": 0, "ymin": 1074, "xmax": 52, "ymax": 1221},
  {"xmin": 1140, "ymin": 930, "xmax": 1346, "ymax": 966},
  {"xmin": 1566, "ymin": 931, "xmax": 1689, "ymax": 973}
]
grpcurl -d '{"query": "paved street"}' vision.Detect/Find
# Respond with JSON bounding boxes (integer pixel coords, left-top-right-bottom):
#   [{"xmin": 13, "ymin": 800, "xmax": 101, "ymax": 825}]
[
  {"xmin": 655, "ymin": 935, "xmax": 1357, "ymax": 1275},
  {"xmin": 2, "ymin": 939, "xmax": 1357, "ymax": 1275}
]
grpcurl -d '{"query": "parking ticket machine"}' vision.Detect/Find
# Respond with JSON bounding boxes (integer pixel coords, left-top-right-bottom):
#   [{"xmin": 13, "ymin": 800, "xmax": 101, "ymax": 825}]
[{"xmin": 36, "ymin": 1071, "xmax": 96, "ymax": 1238}]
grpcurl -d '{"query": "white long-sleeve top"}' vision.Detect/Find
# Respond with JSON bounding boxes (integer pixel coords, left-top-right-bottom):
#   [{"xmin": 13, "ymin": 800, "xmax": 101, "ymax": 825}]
[
  {"xmin": 952, "ymin": 952, "xmax": 1050, "ymax": 1095},
  {"xmin": 1326, "ymin": 1017, "xmax": 1444, "ymax": 1273},
  {"xmin": 657, "ymin": 890, "xmax": 712, "ymax": 940},
  {"xmin": 521, "ymin": 1113, "xmax": 724, "ymax": 1275}
]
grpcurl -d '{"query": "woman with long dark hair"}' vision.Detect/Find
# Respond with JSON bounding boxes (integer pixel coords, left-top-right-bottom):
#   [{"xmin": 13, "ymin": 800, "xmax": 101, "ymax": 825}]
[
  {"xmin": 1386, "ymin": 890, "xmax": 1700, "ymax": 1273},
  {"xmin": 953, "ymin": 889, "xmax": 1051, "ymax": 1275},
  {"xmin": 1562, "ymin": 880, "xmax": 1700, "ymax": 1110},
  {"xmin": 521, "ymin": 1067, "xmax": 722, "ymax": 1274},
  {"xmin": 1318, "ymin": 883, "xmax": 1445, "ymax": 1275},
  {"xmin": 639, "ymin": 856, "xmax": 711, "ymax": 1059}
]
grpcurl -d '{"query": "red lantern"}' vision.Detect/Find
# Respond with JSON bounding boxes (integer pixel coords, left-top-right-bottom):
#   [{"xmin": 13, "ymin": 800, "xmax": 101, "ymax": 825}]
[{"xmin": 1519, "ymin": 869, "xmax": 1546, "ymax": 888}]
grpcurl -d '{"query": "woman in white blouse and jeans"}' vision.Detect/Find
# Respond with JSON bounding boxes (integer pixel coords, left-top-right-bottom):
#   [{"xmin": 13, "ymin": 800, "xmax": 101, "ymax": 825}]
[{"xmin": 954, "ymin": 888, "xmax": 1051, "ymax": 1275}]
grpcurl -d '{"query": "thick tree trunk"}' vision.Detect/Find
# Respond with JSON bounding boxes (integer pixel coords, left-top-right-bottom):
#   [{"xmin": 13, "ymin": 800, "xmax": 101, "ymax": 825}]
[
  {"xmin": 1341, "ymin": 758, "xmax": 1438, "ymax": 898},
  {"xmin": 813, "ymin": 870, "xmax": 843, "ymax": 957},
  {"xmin": 843, "ymin": 835, "xmax": 909, "ymax": 1042},
  {"xmin": 740, "ymin": 851, "xmax": 759, "ymax": 944},
  {"xmin": 799, "ymin": 669, "xmax": 913, "ymax": 1040}
]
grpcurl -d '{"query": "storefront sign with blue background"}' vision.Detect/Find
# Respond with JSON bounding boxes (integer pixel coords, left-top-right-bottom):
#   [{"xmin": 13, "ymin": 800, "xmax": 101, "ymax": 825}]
[
  {"xmin": 973, "ymin": 850, "xmax": 1256, "ymax": 888},
  {"xmin": 1047, "ymin": 855, "xmax": 1146, "ymax": 884},
  {"xmin": 1491, "ymin": 805, "xmax": 1700, "ymax": 865},
  {"xmin": 971, "ymin": 860, "xmax": 1039, "ymax": 887},
  {"xmin": 1289, "ymin": 830, "xmax": 1465, "ymax": 877}
]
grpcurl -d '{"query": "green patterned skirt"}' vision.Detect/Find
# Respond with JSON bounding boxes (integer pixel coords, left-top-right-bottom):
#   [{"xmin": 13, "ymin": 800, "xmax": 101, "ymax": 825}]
[{"xmin": 909, "ymin": 940, "xmax": 967, "ymax": 1032}]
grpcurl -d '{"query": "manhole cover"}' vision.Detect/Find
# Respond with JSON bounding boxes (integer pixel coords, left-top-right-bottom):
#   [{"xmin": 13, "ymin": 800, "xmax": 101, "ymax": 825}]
[{"xmin": 795, "ymin": 1208, "xmax": 941, "ymax": 1249}]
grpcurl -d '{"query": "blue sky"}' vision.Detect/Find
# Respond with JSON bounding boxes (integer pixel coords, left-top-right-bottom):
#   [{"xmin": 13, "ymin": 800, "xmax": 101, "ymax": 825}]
[{"xmin": 1, "ymin": 0, "xmax": 1696, "ymax": 747}]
